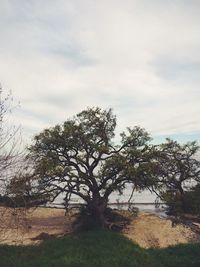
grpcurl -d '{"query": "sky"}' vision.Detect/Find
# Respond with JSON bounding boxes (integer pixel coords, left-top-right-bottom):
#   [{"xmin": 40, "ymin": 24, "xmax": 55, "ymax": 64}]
[{"xmin": 0, "ymin": 0, "xmax": 200, "ymax": 145}]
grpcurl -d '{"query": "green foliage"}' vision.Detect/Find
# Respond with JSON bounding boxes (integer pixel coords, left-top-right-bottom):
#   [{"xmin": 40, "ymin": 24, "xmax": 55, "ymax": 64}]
[
  {"xmin": 154, "ymin": 139, "xmax": 200, "ymax": 215},
  {"xmin": 183, "ymin": 184, "xmax": 200, "ymax": 214},
  {"xmin": 161, "ymin": 184, "xmax": 200, "ymax": 215},
  {"xmin": 160, "ymin": 191, "xmax": 185, "ymax": 215},
  {"xmin": 0, "ymin": 231, "xmax": 199, "ymax": 267}
]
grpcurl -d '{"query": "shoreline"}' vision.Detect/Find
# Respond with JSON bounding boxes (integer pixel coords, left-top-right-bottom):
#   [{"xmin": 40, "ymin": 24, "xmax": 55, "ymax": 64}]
[{"xmin": 0, "ymin": 207, "xmax": 199, "ymax": 248}]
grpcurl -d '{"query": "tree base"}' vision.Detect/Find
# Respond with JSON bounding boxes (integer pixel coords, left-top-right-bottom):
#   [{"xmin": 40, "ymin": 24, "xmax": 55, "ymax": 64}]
[{"xmin": 72, "ymin": 206, "xmax": 133, "ymax": 232}]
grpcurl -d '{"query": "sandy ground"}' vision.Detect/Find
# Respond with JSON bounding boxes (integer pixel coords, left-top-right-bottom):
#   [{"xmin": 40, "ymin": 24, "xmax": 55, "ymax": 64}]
[
  {"xmin": 0, "ymin": 207, "xmax": 199, "ymax": 248},
  {"xmin": 123, "ymin": 212, "xmax": 200, "ymax": 248},
  {"xmin": 0, "ymin": 207, "xmax": 74, "ymax": 245}
]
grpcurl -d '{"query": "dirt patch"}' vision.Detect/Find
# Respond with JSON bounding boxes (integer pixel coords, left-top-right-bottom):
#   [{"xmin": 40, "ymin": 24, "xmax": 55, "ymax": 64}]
[
  {"xmin": 0, "ymin": 207, "xmax": 199, "ymax": 248},
  {"xmin": 123, "ymin": 212, "xmax": 200, "ymax": 248},
  {"xmin": 0, "ymin": 207, "xmax": 75, "ymax": 245}
]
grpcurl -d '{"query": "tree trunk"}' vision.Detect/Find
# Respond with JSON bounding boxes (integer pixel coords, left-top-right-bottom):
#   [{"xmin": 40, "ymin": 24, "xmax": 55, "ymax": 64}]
[
  {"xmin": 87, "ymin": 196, "xmax": 107, "ymax": 228},
  {"xmin": 178, "ymin": 185, "xmax": 186, "ymax": 213}
]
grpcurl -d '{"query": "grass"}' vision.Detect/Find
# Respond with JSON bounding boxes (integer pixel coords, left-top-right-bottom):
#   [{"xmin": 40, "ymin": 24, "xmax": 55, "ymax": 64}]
[
  {"xmin": 150, "ymin": 243, "xmax": 200, "ymax": 267},
  {"xmin": 0, "ymin": 230, "xmax": 199, "ymax": 267}
]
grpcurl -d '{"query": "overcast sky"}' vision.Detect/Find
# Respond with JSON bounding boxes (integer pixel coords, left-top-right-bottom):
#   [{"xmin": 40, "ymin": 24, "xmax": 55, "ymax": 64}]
[{"xmin": 0, "ymin": 0, "xmax": 200, "ymax": 145}]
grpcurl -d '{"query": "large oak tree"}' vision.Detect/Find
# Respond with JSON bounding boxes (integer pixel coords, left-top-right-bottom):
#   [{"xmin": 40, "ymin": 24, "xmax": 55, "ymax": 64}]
[{"xmin": 29, "ymin": 107, "xmax": 156, "ymax": 227}]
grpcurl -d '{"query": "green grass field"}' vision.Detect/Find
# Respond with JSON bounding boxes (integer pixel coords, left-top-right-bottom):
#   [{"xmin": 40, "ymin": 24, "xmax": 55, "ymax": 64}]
[{"xmin": 0, "ymin": 230, "xmax": 199, "ymax": 267}]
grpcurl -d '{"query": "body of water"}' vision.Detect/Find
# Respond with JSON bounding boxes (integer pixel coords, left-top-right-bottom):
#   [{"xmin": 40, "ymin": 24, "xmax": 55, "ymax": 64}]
[{"xmin": 51, "ymin": 188, "xmax": 167, "ymax": 216}]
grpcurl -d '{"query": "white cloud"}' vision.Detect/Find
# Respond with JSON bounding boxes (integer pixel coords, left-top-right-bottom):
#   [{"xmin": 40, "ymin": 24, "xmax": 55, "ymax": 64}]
[{"xmin": 0, "ymin": 0, "xmax": 200, "ymax": 143}]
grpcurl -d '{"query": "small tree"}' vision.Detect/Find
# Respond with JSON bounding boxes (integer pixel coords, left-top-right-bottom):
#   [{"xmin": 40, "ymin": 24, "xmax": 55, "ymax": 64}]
[
  {"xmin": 4, "ymin": 159, "xmax": 50, "ymax": 208},
  {"xmin": 0, "ymin": 85, "xmax": 28, "ymax": 238},
  {"xmin": 0, "ymin": 85, "xmax": 21, "ymax": 198},
  {"xmin": 154, "ymin": 139, "xmax": 200, "ymax": 214},
  {"xmin": 29, "ymin": 107, "xmax": 156, "ymax": 228}
]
